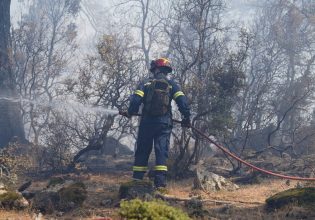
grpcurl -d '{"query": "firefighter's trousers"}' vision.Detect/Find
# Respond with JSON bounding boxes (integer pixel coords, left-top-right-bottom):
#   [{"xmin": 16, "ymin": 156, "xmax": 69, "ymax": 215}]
[{"xmin": 132, "ymin": 122, "xmax": 171, "ymax": 187}]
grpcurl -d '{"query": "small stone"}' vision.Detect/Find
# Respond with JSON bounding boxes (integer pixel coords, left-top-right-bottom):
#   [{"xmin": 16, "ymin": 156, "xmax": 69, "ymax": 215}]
[
  {"xmin": 286, "ymin": 180, "xmax": 290, "ymax": 186},
  {"xmin": 36, "ymin": 213, "xmax": 43, "ymax": 220},
  {"xmin": 0, "ymin": 189, "xmax": 7, "ymax": 195},
  {"xmin": 218, "ymin": 204, "xmax": 232, "ymax": 214},
  {"xmin": 56, "ymin": 211, "xmax": 64, "ymax": 217},
  {"xmin": 14, "ymin": 196, "xmax": 29, "ymax": 209},
  {"xmin": 100, "ymin": 199, "xmax": 112, "ymax": 207},
  {"xmin": 0, "ymin": 183, "xmax": 6, "ymax": 190},
  {"xmin": 68, "ymin": 201, "xmax": 75, "ymax": 208},
  {"xmin": 296, "ymin": 182, "xmax": 303, "ymax": 188}
]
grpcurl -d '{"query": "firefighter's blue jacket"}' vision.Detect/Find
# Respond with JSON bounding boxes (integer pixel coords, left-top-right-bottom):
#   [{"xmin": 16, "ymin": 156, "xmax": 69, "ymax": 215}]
[
  {"xmin": 128, "ymin": 74, "xmax": 190, "ymax": 187},
  {"xmin": 128, "ymin": 75, "xmax": 191, "ymax": 123}
]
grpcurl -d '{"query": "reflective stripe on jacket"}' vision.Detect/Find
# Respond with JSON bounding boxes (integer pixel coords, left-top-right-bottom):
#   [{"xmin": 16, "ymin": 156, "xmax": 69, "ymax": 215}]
[{"xmin": 128, "ymin": 75, "xmax": 190, "ymax": 124}]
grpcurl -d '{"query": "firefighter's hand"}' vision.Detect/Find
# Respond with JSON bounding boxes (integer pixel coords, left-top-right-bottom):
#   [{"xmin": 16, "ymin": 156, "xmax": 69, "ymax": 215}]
[
  {"xmin": 119, "ymin": 110, "xmax": 131, "ymax": 119},
  {"xmin": 181, "ymin": 117, "xmax": 191, "ymax": 128}
]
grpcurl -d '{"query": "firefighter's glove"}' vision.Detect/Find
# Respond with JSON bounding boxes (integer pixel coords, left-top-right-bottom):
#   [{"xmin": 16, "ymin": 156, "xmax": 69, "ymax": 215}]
[
  {"xmin": 120, "ymin": 110, "xmax": 131, "ymax": 119},
  {"xmin": 181, "ymin": 117, "xmax": 191, "ymax": 128}
]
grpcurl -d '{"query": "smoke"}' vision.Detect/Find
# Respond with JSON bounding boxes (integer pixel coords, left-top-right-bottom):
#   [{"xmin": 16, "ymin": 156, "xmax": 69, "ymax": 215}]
[{"xmin": 0, "ymin": 96, "xmax": 119, "ymax": 116}]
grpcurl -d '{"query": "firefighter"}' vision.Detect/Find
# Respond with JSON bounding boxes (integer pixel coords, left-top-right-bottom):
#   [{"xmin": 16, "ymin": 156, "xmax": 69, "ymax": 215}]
[{"xmin": 121, "ymin": 58, "xmax": 191, "ymax": 189}]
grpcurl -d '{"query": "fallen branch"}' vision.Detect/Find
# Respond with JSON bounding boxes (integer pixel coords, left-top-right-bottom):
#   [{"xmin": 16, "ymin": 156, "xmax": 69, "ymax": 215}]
[{"xmin": 155, "ymin": 193, "xmax": 264, "ymax": 205}]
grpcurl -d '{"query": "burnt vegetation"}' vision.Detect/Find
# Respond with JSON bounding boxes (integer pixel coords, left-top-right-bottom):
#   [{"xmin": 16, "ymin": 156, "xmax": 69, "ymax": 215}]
[{"xmin": 0, "ymin": 0, "xmax": 315, "ymax": 218}]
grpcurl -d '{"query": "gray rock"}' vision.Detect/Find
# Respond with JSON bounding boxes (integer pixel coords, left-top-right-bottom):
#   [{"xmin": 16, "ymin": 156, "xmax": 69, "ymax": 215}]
[
  {"xmin": 119, "ymin": 180, "xmax": 154, "ymax": 200},
  {"xmin": 100, "ymin": 199, "xmax": 113, "ymax": 207},
  {"xmin": 32, "ymin": 181, "xmax": 87, "ymax": 214},
  {"xmin": 46, "ymin": 180, "xmax": 74, "ymax": 192},
  {"xmin": 0, "ymin": 191, "xmax": 29, "ymax": 209},
  {"xmin": 193, "ymin": 168, "xmax": 239, "ymax": 192},
  {"xmin": 0, "ymin": 189, "xmax": 7, "ymax": 195},
  {"xmin": 32, "ymin": 191, "xmax": 59, "ymax": 214},
  {"xmin": 56, "ymin": 211, "xmax": 64, "ymax": 217},
  {"xmin": 13, "ymin": 196, "xmax": 29, "ymax": 209},
  {"xmin": 22, "ymin": 191, "xmax": 36, "ymax": 199},
  {"xmin": 0, "ymin": 182, "xmax": 6, "ymax": 190}
]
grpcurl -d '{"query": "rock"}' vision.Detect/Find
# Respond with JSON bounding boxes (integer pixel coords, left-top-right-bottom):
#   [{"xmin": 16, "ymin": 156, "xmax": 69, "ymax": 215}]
[
  {"xmin": 47, "ymin": 176, "xmax": 65, "ymax": 188},
  {"xmin": 217, "ymin": 204, "xmax": 233, "ymax": 214},
  {"xmin": 58, "ymin": 182, "xmax": 87, "ymax": 211},
  {"xmin": 100, "ymin": 199, "xmax": 113, "ymax": 207},
  {"xmin": 296, "ymin": 182, "xmax": 304, "ymax": 188},
  {"xmin": 22, "ymin": 191, "xmax": 36, "ymax": 200},
  {"xmin": 193, "ymin": 168, "xmax": 239, "ymax": 192},
  {"xmin": 13, "ymin": 196, "xmax": 29, "ymax": 209},
  {"xmin": 0, "ymin": 191, "xmax": 26, "ymax": 209},
  {"xmin": 119, "ymin": 180, "xmax": 154, "ymax": 200},
  {"xmin": 32, "ymin": 181, "xmax": 87, "ymax": 214},
  {"xmin": 185, "ymin": 198, "xmax": 209, "ymax": 218},
  {"xmin": 56, "ymin": 211, "xmax": 64, "ymax": 217},
  {"xmin": 47, "ymin": 179, "xmax": 75, "ymax": 193},
  {"xmin": 0, "ymin": 182, "xmax": 7, "ymax": 195},
  {"xmin": 0, "ymin": 189, "xmax": 7, "ymax": 195},
  {"xmin": 0, "ymin": 182, "xmax": 6, "ymax": 190},
  {"xmin": 282, "ymin": 152, "xmax": 291, "ymax": 160},
  {"xmin": 0, "ymin": 181, "xmax": 29, "ymax": 210},
  {"xmin": 33, "ymin": 212, "xmax": 43, "ymax": 220},
  {"xmin": 32, "ymin": 191, "xmax": 59, "ymax": 214},
  {"xmin": 266, "ymin": 187, "xmax": 315, "ymax": 210}
]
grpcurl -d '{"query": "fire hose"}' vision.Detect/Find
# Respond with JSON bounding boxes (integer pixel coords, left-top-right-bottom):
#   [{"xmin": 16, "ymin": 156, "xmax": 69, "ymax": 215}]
[{"xmin": 120, "ymin": 111, "xmax": 315, "ymax": 181}]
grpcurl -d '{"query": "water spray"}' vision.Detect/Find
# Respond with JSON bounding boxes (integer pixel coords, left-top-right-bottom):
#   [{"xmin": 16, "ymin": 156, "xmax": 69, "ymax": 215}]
[{"xmin": 0, "ymin": 96, "xmax": 120, "ymax": 116}]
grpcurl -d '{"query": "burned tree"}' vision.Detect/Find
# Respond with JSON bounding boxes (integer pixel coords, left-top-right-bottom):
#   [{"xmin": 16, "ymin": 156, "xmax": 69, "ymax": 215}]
[
  {"xmin": 165, "ymin": 0, "xmax": 246, "ymax": 177},
  {"xmin": 56, "ymin": 31, "xmax": 141, "ymax": 170},
  {"xmin": 0, "ymin": 0, "xmax": 25, "ymax": 147},
  {"xmin": 12, "ymin": 0, "xmax": 80, "ymax": 146},
  {"xmin": 232, "ymin": 0, "xmax": 315, "ymax": 162}
]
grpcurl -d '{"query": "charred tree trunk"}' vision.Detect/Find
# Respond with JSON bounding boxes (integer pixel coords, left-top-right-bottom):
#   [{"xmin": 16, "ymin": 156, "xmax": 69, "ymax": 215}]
[
  {"xmin": 67, "ymin": 116, "xmax": 115, "ymax": 171},
  {"xmin": 0, "ymin": 0, "xmax": 25, "ymax": 147}
]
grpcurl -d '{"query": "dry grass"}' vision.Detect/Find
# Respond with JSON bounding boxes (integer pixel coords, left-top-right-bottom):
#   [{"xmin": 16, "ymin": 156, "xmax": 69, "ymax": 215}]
[
  {"xmin": 203, "ymin": 179, "xmax": 299, "ymax": 204},
  {"xmin": 166, "ymin": 178, "xmax": 315, "ymax": 220},
  {"xmin": 0, "ymin": 210, "xmax": 33, "ymax": 220},
  {"xmin": 88, "ymin": 172, "xmax": 131, "ymax": 185},
  {"xmin": 0, "ymin": 172, "xmax": 314, "ymax": 220},
  {"xmin": 167, "ymin": 177, "xmax": 299, "ymax": 204}
]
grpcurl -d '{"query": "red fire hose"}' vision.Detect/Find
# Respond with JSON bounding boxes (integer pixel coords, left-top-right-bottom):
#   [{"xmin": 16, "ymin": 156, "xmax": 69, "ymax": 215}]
[
  {"xmin": 123, "ymin": 112, "xmax": 315, "ymax": 181},
  {"xmin": 190, "ymin": 125, "xmax": 315, "ymax": 181}
]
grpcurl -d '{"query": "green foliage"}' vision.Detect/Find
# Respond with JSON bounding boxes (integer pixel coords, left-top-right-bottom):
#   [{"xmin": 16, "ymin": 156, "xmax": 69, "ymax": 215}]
[
  {"xmin": 0, "ymin": 191, "xmax": 22, "ymax": 208},
  {"xmin": 207, "ymin": 55, "xmax": 246, "ymax": 136},
  {"xmin": 266, "ymin": 187, "xmax": 315, "ymax": 209},
  {"xmin": 0, "ymin": 191, "xmax": 21, "ymax": 203},
  {"xmin": 119, "ymin": 199, "xmax": 191, "ymax": 220}
]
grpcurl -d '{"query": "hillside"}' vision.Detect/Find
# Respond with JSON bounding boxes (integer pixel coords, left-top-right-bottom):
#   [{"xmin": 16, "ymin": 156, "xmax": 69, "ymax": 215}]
[{"xmin": 0, "ymin": 155, "xmax": 315, "ymax": 220}]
